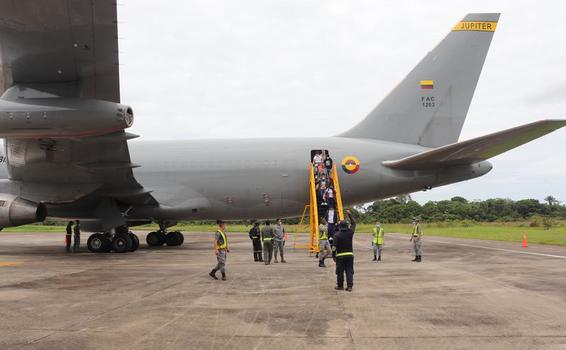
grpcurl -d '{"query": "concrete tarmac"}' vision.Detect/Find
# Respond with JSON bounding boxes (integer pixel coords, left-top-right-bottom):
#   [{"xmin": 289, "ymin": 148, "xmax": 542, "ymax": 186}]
[{"xmin": 1, "ymin": 231, "xmax": 566, "ymax": 350}]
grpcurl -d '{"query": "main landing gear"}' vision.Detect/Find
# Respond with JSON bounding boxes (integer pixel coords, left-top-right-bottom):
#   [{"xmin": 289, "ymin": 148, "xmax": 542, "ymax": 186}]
[
  {"xmin": 146, "ymin": 230, "xmax": 184, "ymax": 247},
  {"xmin": 87, "ymin": 227, "xmax": 140, "ymax": 253}
]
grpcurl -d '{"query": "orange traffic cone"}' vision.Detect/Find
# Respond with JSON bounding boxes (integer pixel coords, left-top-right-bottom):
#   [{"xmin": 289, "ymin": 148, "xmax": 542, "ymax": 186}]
[{"xmin": 522, "ymin": 233, "xmax": 528, "ymax": 248}]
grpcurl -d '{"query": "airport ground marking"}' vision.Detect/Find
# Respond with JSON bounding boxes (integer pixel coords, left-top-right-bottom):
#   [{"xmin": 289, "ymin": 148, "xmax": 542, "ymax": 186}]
[{"xmin": 0, "ymin": 262, "xmax": 20, "ymax": 267}]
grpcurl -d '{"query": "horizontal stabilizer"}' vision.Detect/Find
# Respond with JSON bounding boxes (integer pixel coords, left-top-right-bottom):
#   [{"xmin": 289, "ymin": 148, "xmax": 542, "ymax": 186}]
[{"xmin": 383, "ymin": 119, "xmax": 566, "ymax": 170}]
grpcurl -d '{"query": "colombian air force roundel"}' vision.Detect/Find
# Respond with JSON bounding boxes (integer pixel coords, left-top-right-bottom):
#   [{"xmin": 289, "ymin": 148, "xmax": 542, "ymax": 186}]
[{"xmin": 341, "ymin": 156, "xmax": 360, "ymax": 174}]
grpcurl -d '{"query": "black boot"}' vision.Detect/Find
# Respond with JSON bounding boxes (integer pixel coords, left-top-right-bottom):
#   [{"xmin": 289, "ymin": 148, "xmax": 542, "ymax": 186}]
[
  {"xmin": 221, "ymin": 272, "xmax": 226, "ymax": 280},
  {"xmin": 417, "ymin": 255, "xmax": 422, "ymax": 262},
  {"xmin": 372, "ymin": 255, "xmax": 377, "ymax": 261},
  {"xmin": 412, "ymin": 256, "xmax": 418, "ymax": 262},
  {"xmin": 254, "ymin": 253, "xmax": 258, "ymax": 262},
  {"xmin": 258, "ymin": 253, "xmax": 264, "ymax": 262},
  {"xmin": 209, "ymin": 270, "xmax": 218, "ymax": 280},
  {"xmin": 378, "ymin": 256, "xmax": 381, "ymax": 261},
  {"xmin": 319, "ymin": 260, "xmax": 325, "ymax": 267}
]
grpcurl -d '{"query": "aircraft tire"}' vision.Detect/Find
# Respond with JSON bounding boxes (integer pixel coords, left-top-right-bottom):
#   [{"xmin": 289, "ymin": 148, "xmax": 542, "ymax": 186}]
[
  {"xmin": 165, "ymin": 231, "xmax": 182, "ymax": 246},
  {"xmin": 178, "ymin": 232, "xmax": 184, "ymax": 245},
  {"xmin": 146, "ymin": 231, "xmax": 164, "ymax": 247},
  {"xmin": 112, "ymin": 234, "xmax": 133, "ymax": 253},
  {"xmin": 87, "ymin": 233, "xmax": 106, "ymax": 253},
  {"xmin": 129, "ymin": 232, "xmax": 140, "ymax": 252}
]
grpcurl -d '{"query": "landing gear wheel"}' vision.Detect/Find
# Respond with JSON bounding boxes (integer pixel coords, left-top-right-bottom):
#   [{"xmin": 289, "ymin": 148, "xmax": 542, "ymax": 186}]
[
  {"xmin": 178, "ymin": 232, "xmax": 184, "ymax": 245},
  {"xmin": 112, "ymin": 234, "xmax": 133, "ymax": 253},
  {"xmin": 87, "ymin": 233, "xmax": 106, "ymax": 253},
  {"xmin": 129, "ymin": 232, "xmax": 140, "ymax": 252},
  {"xmin": 146, "ymin": 231, "xmax": 165, "ymax": 247},
  {"xmin": 165, "ymin": 231, "xmax": 183, "ymax": 246}
]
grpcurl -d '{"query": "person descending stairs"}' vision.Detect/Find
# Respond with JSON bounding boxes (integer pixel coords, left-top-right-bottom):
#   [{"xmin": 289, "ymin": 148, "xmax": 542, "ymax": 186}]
[{"xmin": 306, "ymin": 150, "xmax": 345, "ymax": 258}]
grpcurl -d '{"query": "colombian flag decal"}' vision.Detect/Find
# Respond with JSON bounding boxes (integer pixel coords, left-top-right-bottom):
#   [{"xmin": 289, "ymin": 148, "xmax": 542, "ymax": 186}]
[
  {"xmin": 420, "ymin": 80, "xmax": 434, "ymax": 89},
  {"xmin": 341, "ymin": 156, "xmax": 361, "ymax": 174}
]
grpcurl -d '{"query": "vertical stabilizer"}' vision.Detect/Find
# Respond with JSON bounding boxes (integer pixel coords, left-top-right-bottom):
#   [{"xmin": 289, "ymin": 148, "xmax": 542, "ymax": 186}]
[{"xmin": 340, "ymin": 13, "xmax": 500, "ymax": 147}]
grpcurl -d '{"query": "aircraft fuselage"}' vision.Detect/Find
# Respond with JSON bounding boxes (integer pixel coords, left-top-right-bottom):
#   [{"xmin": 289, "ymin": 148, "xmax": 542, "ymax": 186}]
[{"xmin": 126, "ymin": 137, "xmax": 492, "ymax": 220}]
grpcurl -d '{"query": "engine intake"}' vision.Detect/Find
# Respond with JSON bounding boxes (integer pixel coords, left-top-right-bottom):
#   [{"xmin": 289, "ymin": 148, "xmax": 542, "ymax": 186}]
[{"xmin": 0, "ymin": 194, "xmax": 46, "ymax": 228}]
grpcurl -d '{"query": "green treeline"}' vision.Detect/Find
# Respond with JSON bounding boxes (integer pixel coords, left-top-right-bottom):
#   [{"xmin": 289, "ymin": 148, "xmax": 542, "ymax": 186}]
[
  {"xmin": 350, "ymin": 195, "xmax": 566, "ymax": 224},
  {"xmin": 38, "ymin": 195, "xmax": 566, "ymax": 228}
]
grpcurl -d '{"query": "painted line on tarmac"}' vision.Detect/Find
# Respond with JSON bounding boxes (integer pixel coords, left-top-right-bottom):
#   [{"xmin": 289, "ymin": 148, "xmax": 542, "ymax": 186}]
[
  {"xmin": 0, "ymin": 262, "xmax": 20, "ymax": 267},
  {"xmin": 427, "ymin": 239, "xmax": 566, "ymax": 260}
]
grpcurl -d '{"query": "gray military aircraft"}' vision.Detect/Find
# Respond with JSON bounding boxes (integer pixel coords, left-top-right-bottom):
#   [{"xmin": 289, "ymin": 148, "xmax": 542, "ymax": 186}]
[{"xmin": 0, "ymin": 3, "xmax": 564, "ymax": 253}]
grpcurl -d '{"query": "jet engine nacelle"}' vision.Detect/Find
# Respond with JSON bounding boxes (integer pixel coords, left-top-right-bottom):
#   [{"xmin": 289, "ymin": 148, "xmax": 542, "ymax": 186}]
[
  {"xmin": 0, "ymin": 98, "xmax": 133, "ymax": 138},
  {"xmin": 0, "ymin": 194, "xmax": 47, "ymax": 228}
]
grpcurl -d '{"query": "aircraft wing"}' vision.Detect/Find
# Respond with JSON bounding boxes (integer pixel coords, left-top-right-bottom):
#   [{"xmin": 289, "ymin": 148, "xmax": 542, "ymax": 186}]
[
  {"xmin": 383, "ymin": 119, "xmax": 566, "ymax": 170},
  {"xmin": 0, "ymin": 1, "xmax": 157, "ymax": 227},
  {"xmin": 0, "ymin": 0, "xmax": 120, "ymax": 101}
]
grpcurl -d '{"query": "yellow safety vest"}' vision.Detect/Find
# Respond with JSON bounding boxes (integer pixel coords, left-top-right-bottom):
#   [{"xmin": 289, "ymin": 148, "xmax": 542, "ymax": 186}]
[
  {"xmin": 372, "ymin": 226, "xmax": 384, "ymax": 245},
  {"xmin": 412, "ymin": 224, "xmax": 422, "ymax": 238},
  {"xmin": 217, "ymin": 230, "xmax": 228, "ymax": 249},
  {"xmin": 319, "ymin": 226, "xmax": 328, "ymax": 240}
]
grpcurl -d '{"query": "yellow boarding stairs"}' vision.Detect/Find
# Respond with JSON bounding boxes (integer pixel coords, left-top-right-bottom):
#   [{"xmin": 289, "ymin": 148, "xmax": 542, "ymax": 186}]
[{"xmin": 293, "ymin": 163, "xmax": 344, "ymax": 252}]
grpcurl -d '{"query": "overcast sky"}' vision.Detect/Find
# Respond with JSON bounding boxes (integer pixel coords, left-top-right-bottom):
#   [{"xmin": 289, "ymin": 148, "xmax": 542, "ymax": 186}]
[{"xmin": 118, "ymin": 0, "xmax": 566, "ymax": 204}]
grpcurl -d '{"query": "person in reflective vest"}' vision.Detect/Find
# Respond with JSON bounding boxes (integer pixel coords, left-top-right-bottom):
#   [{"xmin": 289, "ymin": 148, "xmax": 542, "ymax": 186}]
[
  {"xmin": 318, "ymin": 218, "xmax": 331, "ymax": 267},
  {"xmin": 209, "ymin": 220, "xmax": 229, "ymax": 280},
  {"xmin": 249, "ymin": 222, "xmax": 263, "ymax": 262},
  {"xmin": 372, "ymin": 221, "xmax": 384, "ymax": 261},
  {"xmin": 409, "ymin": 217, "xmax": 423, "ymax": 262},
  {"xmin": 261, "ymin": 220, "xmax": 274, "ymax": 265},
  {"xmin": 332, "ymin": 210, "xmax": 356, "ymax": 292}
]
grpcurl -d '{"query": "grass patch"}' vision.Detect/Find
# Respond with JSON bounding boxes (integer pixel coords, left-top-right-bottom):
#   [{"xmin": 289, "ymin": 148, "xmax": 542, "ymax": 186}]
[
  {"xmin": 354, "ymin": 223, "xmax": 566, "ymax": 246},
  {"xmin": 4, "ymin": 222, "xmax": 566, "ymax": 246}
]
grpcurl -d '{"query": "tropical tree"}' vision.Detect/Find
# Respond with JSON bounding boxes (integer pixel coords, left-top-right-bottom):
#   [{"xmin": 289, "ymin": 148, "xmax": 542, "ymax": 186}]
[{"xmin": 544, "ymin": 195, "xmax": 558, "ymax": 206}]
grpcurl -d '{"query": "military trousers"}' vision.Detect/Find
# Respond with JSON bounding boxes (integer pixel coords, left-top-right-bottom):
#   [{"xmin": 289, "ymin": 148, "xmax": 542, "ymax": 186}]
[
  {"xmin": 373, "ymin": 243, "xmax": 383, "ymax": 258},
  {"xmin": 252, "ymin": 238, "xmax": 263, "ymax": 261},
  {"xmin": 263, "ymin": 240, "xmax": 273, "ymax": 264},
  {"xmin": 413, "ymin": 239, "xmax": 422, "ymax": 256},
  {"xmin": 336, "ymin": 256, "xmax": 354, "ymax": 288},
  {"xmin": 273, "ymin": 239, "xmax": 284, "ymax": 261},
  {"xmin": 319, "ymin": 240, "xmax": 331, "ymax": 261},
  {"xmin": 213, "ymin": 249, "xmax": 227, "ymax": 274}
]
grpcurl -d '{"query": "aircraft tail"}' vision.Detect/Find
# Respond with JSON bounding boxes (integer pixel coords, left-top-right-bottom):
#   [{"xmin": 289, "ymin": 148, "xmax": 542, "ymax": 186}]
[{"xmin": 340, "ymin": 13, "xmax": 500, "ymax": 148}]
